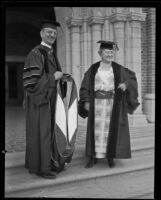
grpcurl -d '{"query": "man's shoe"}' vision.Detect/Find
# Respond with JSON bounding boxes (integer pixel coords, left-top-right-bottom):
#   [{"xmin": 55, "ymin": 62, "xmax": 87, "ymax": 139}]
[
  {"xmin": 107, "ymin": 158, "xmax": 115, "ymax": 168},
  {"xmin": 41, "ymin": 171, "xmax": 57, "ymax": 179}
]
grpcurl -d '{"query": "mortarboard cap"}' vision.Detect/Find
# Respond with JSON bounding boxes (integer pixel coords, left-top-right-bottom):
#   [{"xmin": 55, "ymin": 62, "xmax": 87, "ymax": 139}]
[
  {"xmin": 40, "ymin": 19, "xmax": 61, "ymax": 30},
  {"xmin": 97, "ymin": 40, "xmax": 119, "ymax": 50}
]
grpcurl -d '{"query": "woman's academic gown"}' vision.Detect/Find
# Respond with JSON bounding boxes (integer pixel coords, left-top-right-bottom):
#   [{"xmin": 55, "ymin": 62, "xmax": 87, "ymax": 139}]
[{"xmin": 78, "ymin": 61, "xmax": 140, "ymax": 159}]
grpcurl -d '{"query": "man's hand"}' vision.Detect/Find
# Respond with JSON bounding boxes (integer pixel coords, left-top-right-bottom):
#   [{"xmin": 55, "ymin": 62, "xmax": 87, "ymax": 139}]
[
  {"xmin": 118, "ymin": 83, "xmax": 127, "ymax": 91},
  {"xmin": 54, "ymin": 71, "xmax": 63, "ymax": 80},
  {"xmin": 84, "ymin": 102, "xmax": 90, "ymax": 111}
]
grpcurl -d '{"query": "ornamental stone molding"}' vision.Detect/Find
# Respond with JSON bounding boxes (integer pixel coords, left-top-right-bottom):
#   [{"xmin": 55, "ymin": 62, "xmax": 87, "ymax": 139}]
[
  {"xmin": 105, "ymin": 8, "xmax": 112, "ymax": 17},
  {"xmin": 111, "ymin": 7, "xmax": 130, "ymax": 14},
  {"xmin": 109, "ymin": 7, "xmax": 146, "ymax": 23},
  {"xmin": 66, "ymin": 7, "xmax": 106, "ymax": 27},
  {"xmin": 126, "ymin": 12, "xmax": 146, "ymax": 21},
  {"xmin": 129, "ymin": 8, "xmax": 142, "ymax": 13},
  {"xmin": 81, "ymin": 7, "xmax": 89, "ymax": 18},
  {"xmin": 71, "ymin": 7, "xmax": 82, "ymax": 18},
  {"xmin": 109, "ymin": 13, "xmax": 127, "ymax": 23},
  {"xmin": 66, "ymin": 7, "xmax": 83, "ymax": 28},
  {"xmin": 89, "ymin": 7, "xmax": 105, "ymax": 17},
  {"xmin": 66, "ymin": 17, "xmax": 83, "ymax": 28},
  {"xmin": 87, "ymin": 16, "xmax": 104, "ymax": 26}
]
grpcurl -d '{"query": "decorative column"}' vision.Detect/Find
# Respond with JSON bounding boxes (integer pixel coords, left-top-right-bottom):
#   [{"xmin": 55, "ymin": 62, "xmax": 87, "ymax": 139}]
[
  {"xmin": 87, "ymin": 8, "xmax": 104, "ymax": 63},
  {"xmin": 109, "ymin": 8, "xmax": 147, "ymax": 125},
  {"xmin": 66, "ymin": 15, "xmax": 82, "ymax": 92},
  {"xmin": 114, "ymin": 21, "xmax": 125, "ymax": 65},
  {"xmin": 71, "ymin": 25, "xmax": 81, "ymax": 91},
  {"xmin": 80, "ymin": 17, "xmax": 89, "ymax": 80},
  {"xmin": 124, "ymin": 20, "xmax": 132, "ymax": 69},
  {"xmin": 109, "ymin": 8, "xmax": 127, "ymax": 66},
  {"xmin": 126, "ymin": 8, "xmax": 147, "ymax": 125},
  {"xmin": 104, "ymin": 8, "xmax": 114, "ymax": 43},
  {"xmin": 65, "ymin": 25, "xmax": 72, "ymax": 74},
  {"xmin": 86, "ymin": 24, "xmax": 92, "ymax": 68}
]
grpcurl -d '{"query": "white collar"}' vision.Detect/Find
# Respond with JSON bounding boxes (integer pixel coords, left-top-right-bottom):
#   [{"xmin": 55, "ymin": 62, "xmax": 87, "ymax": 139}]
[{"xmin": 41, "ymin": 41, "xmax": 52, "ymax": 49}]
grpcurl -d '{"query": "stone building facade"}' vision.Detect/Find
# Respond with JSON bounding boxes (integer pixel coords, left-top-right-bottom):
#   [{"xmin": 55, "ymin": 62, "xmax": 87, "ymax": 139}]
[
  {"xmin": 55, "ymin": 7, "xmax": 155, "ymax": 124},
  {"xmin": 5, "ymin": 7, "xmax": 155, "ymax": 124}
]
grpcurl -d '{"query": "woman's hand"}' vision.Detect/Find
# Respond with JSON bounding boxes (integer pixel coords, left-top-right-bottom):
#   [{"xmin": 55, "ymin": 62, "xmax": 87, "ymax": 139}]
[
  {"xmin": 84, "ymin": 102, "xmax": 90, "ymax": 111},
  {"xmin": 118, "ymin": 83, "xmax": 127, "ymax": 91}
]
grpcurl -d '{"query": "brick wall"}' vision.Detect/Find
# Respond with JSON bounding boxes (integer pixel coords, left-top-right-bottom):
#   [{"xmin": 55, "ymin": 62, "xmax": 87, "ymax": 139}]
[
  {"xmin": 141, "ymin": 8, "xmax": 155, "ymax": 113},
  {"xmin": 147, "ymin": 8, "xmax": 156, "ymax": 93},
  {"xmin": 141, "ymin": 8, "xmax": 148, "ymax": 113}
]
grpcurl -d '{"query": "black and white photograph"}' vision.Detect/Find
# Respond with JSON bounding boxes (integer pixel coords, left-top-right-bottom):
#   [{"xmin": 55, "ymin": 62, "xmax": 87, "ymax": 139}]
[{"xmin": 2, "ymin": 2, "xmax": 157, "ymax": 198}]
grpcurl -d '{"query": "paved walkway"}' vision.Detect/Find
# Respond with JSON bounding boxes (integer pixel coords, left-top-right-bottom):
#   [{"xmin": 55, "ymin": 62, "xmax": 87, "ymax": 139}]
[
  {"xmin": 5, "ymin": 106, "xmax": 87, "ymax": 153},
  {"xmin": 5, "ymin": 106, "xmax": 26, "ymax": 153}
]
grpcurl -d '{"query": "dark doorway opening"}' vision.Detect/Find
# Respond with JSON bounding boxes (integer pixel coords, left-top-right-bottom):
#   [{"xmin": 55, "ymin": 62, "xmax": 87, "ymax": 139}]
[
  {"xmin": 5, "ymin": 7, "xmax": 56, "ymax": 105},
  {"xmin": 6, "ymin": 62, "xmax": 24, "ymax": 105},
  {"xmin": 8, "ymin": 64, "xmax": 18, "ymax": 99}
]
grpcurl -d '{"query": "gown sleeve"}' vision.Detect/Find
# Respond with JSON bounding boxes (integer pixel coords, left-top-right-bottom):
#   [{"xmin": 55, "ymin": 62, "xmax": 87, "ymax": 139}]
[
  {"xmin": 23, "ymin": 49, "xmax": 56, "ymax": 95},
  {"xmin": 124, "ymin": 68, "xmax": 140, "ymax": 114},
  {"xmin": 78, "ymin": 68, "xmax": 92, "ymax": 118}
]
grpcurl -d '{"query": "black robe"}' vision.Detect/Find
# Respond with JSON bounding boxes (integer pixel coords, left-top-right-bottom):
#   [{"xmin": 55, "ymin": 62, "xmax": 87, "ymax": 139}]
[
  {"xmin": 23, "ymin": 44, "xmax": 65, "ymax": 174},
  {"xmin": 78, "ymin": 61, "xmax": 140, "ymax": 159}
]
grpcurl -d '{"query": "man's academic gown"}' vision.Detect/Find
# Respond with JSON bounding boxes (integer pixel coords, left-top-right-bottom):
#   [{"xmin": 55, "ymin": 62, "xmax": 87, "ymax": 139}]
[
  {"xmin": 23, "ymin": 44, "xmax": 62, "ymax": 174},
  {"xmin": 78, "ymin": 61, "xmax": 140, "ymax": 159}
]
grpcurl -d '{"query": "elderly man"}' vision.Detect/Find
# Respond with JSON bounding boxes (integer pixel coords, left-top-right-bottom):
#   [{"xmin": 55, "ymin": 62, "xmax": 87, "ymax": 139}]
[{"xmin": 23, "ymin": 19, "xmax": 64, "ymax": 179}]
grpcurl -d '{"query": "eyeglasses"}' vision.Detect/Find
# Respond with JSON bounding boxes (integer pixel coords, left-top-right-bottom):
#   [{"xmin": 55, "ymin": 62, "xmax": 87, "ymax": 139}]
[
  {"xmin": 43, "ymin": 28, "xmax": 57, "ymax": 36},
  {"xmin": 102, "ymin": 50, "xmax": 114, "ymax": 55}
]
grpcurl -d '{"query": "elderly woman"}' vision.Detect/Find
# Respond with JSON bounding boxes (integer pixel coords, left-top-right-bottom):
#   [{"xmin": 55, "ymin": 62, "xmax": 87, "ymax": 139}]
[{"xmin": 78, "ymin": 40, "xmax": 140, "ymax": 168}]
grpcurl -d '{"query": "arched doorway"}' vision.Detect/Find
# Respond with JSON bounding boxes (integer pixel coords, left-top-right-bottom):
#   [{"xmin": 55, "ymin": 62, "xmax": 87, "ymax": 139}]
[{"xmin": 5, "ymin": 7, "xmax": 56, "ymax": 105}]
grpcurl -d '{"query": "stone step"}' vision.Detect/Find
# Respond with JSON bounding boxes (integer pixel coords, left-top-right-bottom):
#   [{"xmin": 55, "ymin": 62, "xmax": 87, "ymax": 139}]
[
  {"xmin": 128, "ymin": 191, "xmax": 154, "ymax": 199},
  {"xmin": 78, "ymin": 123, "xmax": 154, "ymax": 138},
  {"xmin": 5, "ymin": 153, "xmax": 154, "ymax": 198},
  {"xmin": 54, "ymin": 135, "xmax": 154, "ymax": 167},
  {"xmin": 76, "ymin": 124, "xmax": 154, "ymax": 146},
  {"xmin": 5, "ymin": 135, "xmax": 154, "ymax": 169}
]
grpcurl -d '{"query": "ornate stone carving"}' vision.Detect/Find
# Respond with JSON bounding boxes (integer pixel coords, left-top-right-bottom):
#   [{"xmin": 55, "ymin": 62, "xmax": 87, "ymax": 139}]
[
  {"xmin": 71, "ymin": 7, "xmax": 82, "ymax": 18},
  {"xmin": 116, "ymin": 7, "xmax": 129, "ymax": 13},
  {"xmin": 85, "ymin": 8, "xmax": 105, "ymax": 25},
  {"xmin": 121, "ymin": 8, "xmax": 129, "ymax": 13},
  {"xmin": 81, "ymin": 7, "xmax": 89, "ymax": 18},
  {"xmin": 127, "ymin": 13, "xmax": 146, "ymax": 21},
  {"xmin": 109, "ymin": 13, "xmax": 127, "ymax": 23},
  {"xmin": 109, "ymin": 7, "xmax": 146, "ymax": 23},
  {"xmin": 129, "ymin": 8, "xmax": 141, "ymax": 13},
  {"xmin": 89, "ymin": 7, "xmax": 104, "ymax": 17},
  {"xmin": 105, "ymin": 8, "xmax": 112, "ymax": 17},
  {"xmin": 66, "ymin": 17, "xmax": 83, "ymax": 28},
  {"xmin": 65, "ymin": 8, "xmax": 84, "ymax": 28},
  {"xmin": 87, "ymin": 16, "xmax": 104, "ymax": 26},
  {"xmin": 111, "ymin": 8, "xmax": 116, "ymax": 14}
]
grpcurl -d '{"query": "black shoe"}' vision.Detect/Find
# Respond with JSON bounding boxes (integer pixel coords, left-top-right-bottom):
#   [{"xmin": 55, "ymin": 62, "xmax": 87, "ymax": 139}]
[
  {"xmin": 94, "ymin": 158, "xmax": 98, "ymax": 164},
  {"xmin": 57, "ymin": 165, "xmax": 66, "ymax": 173},
  {"xmin": 107, "ymin": 158, "xmax": 115, "ymax": 168},
  {"xmin": 36, "ymin": 172, "xmax": 43, "ymax": 176},
  {"xmin": 85, "ymin": 158, "xmax": 96, "ymax": 168},
  {"xmin": 41, "ymin": 171, "xmax": 57, "ymax": 179}
]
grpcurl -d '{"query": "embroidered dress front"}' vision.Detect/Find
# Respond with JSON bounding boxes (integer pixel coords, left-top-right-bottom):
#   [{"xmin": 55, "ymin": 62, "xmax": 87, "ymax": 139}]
[{"xmin": 94, "ymin": 64, "xmax": 114, "ymax": 158}]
